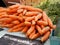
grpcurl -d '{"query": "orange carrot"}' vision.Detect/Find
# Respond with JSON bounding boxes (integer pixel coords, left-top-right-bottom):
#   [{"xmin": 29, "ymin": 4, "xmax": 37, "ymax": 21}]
[
  {"xmin": 37, "ymin": 21, "xmax": 48, "ymax": 26},
  {"xmin": 42, "ymin": 11, "xmax": 48, "ymax": 22},
  {"xmin": 36, "ymin": 25, "xmax": 42, "ymax": 35},
  {"xmin": 30, "ymin": 33, "xmax": 40, "ymax": 39},
  {"xmin": 21, "ymin": 26, "xmax": 29, "ymax": 33},
  {"xmin": 25, "ymin": 17, "xmax": 34, "ymax": 21},
  {"xmin": 0, "ymin": 18, "xmax": 12, "ymax": 23},
  {"xmin": 29, "ymin": 30, "xmax": 36, "ymax": 38},
  {"xmin": 20, "ymin": 6, "xmax": 42, "ymax": 12},
  {"xmin": 18, "ymin": 13, "xmax": 23, "ymax": 17},
  {"xmin": 17, "ymin": 9, "xmax": 23, "ymax": 13},
  {"xmin": 2, "ymin": 24, "xmax": 14, "ymax": 28},
  {"xmin": 7, "ymin": 8, "xmax": 18, "ymax": 13},
  {"xmin": 25, "ymin": 12, "xmax": 39, "ymax": 16},
  {"xmin": 23, "ymin": 9, "xmax": 27, "ymax": 15},
  {"xmin": 0, "ymin": 7, "xmax": 6, "ymax": 12},
  {"xmin": 32, "ymin": 20, "xmax": 36, "ymax": 25},
  {"xmin": 42, "ymin": 27, "xmax": 50, "ymax": 35},
  {"xmin": 12, "ymin": 27, "xmax": 24, "ymax": 32},
  {"xmin": 24, "ymin": 21, "xmax": 31, "ymax": 26},
  {"xmin": 35, "ymin": 13, "xmax": 42, "ymax": 21},
  {"xmin": 40, "ymin": 25, "xmax": 44, "ymax": 29},
  {"xmin": 8, "ymin": 23, "xmax": 24, "ymax": 32},
  {"xmin": 41, "ymin": 31, "xmax": 50, "ymax": 42},
  {"xmin": 12, "ymin": 20, "xmax": 20, "ymax": 25},
  {"xmin": 26, "ymin": 25, "xmax": 35, "ymax": 36},
  {"xmin": 47, "ymin": 17, "xmax": 53, "ymax": 28}
]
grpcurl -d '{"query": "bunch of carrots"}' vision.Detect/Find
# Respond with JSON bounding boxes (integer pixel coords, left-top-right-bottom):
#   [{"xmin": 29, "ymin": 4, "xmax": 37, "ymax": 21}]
[{"xmin": 0, "ymin": 4, "xmax": 56, "ymax": 42}]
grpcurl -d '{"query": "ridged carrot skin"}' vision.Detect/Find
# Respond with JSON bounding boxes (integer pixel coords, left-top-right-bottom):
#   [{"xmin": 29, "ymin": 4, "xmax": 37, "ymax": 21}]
[
  {"xmin": 8, "ymin": 23, "xmax": 24, "ymax": 32},
  {"xmin": 17, "ymin": 9, "xmax": 23, "ymax": 13},
  {"xmin": 30, "ymin": 33, "xmax": 40, "ymax": 39},
  {"xmin": 19, "ymin": 5, "xmax": 43, "ymax": 12},
  {"xmin": 29, "ymin": 30, "xmax": 36, "ymax": 39},
  {"xmin": 21, "ymin": 26, "xmax": 29, "ymax": 33},
  {"xmin": 12, "ymin": 27, "xmax": 24, "ymax": 32},
  {"xmin": 26, "ymin": 25, "xmax": 35, "ymax": 36},
  {"xmin": 41, "ymin": 31, "xmax": 50, "ymax": 42},
  {"xmin": 12, "ymin": 20, "xmax": 20, "ymax": 25},
  {"xmin": 25, "ymin": 17, "xmax": 34, "ymax": 21},
  {"xmin": 35, "ymin": 13, "xmax": 42, "ymax": 21},
  {"xmin": 25, "ymin": 12, "xmax": 39, "ymax": 16},
  {"xmin": 47, "ymin": 17, "xmax": 53, "ymax": 28},
  {"xmin": 42, "ymin": 11, "xmax": 48, "ymax": 23},
  {"xmin": 36, "ymin": 25, "xmax": 42, "ymax": 35},
  {"xmin": 37, "ymin": 21, "xmax": 48, "ymax": 26},
  {"xmin": 42, "ymin": 27, "xmax": 50, "ymax": 35},
  {"xmin": 24, "ymin": 21, "xmax": 31, "ymax": 26}
]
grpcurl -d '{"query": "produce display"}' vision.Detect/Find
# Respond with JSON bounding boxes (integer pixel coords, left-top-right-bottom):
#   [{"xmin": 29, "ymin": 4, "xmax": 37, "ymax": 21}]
[{"xmin": 0, "ymin": 4, "xmax": 56, "ymax": 42}]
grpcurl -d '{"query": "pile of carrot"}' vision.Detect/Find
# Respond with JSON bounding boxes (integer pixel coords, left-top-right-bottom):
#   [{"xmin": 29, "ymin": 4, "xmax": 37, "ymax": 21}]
[{"xmin": 0, "ymin": 4, "xmax": 56, "ymax": 42}]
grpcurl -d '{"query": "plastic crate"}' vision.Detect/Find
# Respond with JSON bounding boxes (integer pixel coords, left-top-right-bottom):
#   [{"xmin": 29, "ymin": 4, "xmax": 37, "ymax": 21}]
[
  {"xmin": 50, "ymin": 36, "xmax": 60, "ymax": 45},
  {"xmin": 50, "ymin": 17, "xmax": 60, "ymax": 45}
]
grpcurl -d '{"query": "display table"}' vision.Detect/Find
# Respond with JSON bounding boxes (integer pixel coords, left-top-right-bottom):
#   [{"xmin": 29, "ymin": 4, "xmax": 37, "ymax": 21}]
[{"xmin": 0, "ymin": 28, "xmax": 50, "ymax": 45}]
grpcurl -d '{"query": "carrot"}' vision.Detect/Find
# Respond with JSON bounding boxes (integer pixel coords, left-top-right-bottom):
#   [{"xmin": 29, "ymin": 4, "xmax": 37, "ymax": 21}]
[
  {"xmin": 18, "ymin": 13, "xmax": 23, "ymax": 17},
  {"xmin": 0, "ymin": 18, "xmax": 12, "ymax": 23},
  {"xmin": 17, "ymin": 9, "xmax": 23, "ymax": 13},
  {"xmin": 32, "ymin": 20, "xmax": 36, "ymax": 25},
  {"xmin": 0, "ymin": 7, "xmax": 6, "ymax": 12},
  {"xmin": 41, "ymin": 31, "xmax": 50, "ymax": 42},
  {"xmin": 25, "ymin": 17, "xmax": 35, "ymax": 21},
  {"xmin": 7, "ymin": 8, "xmax": 18, "ymax": 13},
  {"xmin": 42, "ymin": 27, "xmax": 50, "ymax": 35},
  {"xmin": 29, "ymin": 30, "xmax": 36, "ymax": 39},
  {"xmin": 37, "ymin": 20, "xmax": 48, "ymax": 26},
  {"xmin": 12, "ymin": 20, "xmax": 20, "ymax": 25},
  {"xmin": 5, "ymin": 15, "xmax": 23, "ymax": 22},
  {"xmin": 47, "ymin": 17, "xmax": 53, "ymax": 28},
  {"xmin": 42, "ymin": 11, "xmax": 48, "ymax": 23},
  {"xmin": 13, "ymin": 13, "xmax": 18, "ymax": 16},
  {"xmin": 30, "ymin": 33, "xmax": 40, "ymax": 39},
  {"xmin": 2, "ymin": 24, "xmax": 14, "ymax": 28},
  {"xmin": 23, "ymin": 9, "xmax": 27, "ymax": 15},
  {"xmin": 21, "ymin": 26, "xmax": 29, "ymax": 33},
  {"xmin": 35, "ymin": 13, "xmax": 42, "ymax": 21},
  {"xmin": 26, "ymin": 25, "xmax": 35, "ymax": 36},
  {"xmin": 36, "ymin": 25, "xmax": 42, "ymax": 35},
  {"xmin": 25, "ymin": 12, "xmax": 39, "ymax": 16},
  {"xmin": 12, "ymin": 27, "xmax": 24, "ymax": 32},
  {"xmin": 24, "ymin": 21, "xmax": 31, "ymax": 26},
  {"xmin": 40, "ymin": 25, "xmax": 44, "ymax": 29},
  {"xmin": 8, "ymin": 23, "xmax": 24, "ymax": 32},
  {"xmin": 20, "ymin": 5, "xmax": 42, "ymax": 12}
]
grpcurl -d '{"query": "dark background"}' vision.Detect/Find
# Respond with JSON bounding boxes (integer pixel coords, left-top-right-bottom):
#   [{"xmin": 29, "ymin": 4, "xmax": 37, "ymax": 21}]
[{"xmin": 0, "ymin": 0, "xmax": 6, "ymax": 7}]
